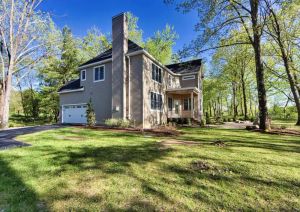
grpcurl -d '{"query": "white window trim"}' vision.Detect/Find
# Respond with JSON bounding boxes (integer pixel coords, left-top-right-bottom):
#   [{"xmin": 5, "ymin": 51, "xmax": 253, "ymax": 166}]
[
  {"xmin": 81, "ymin": 69, "xmax": 86, "ymax": 81},
  {"xmin": 93, "ymin": 65, "xmax": 105, "ymax": 82},
  {"xmin": 150, "ymin": 91, "xmax": 163, "ymax": 112},
  {"xmin": 182, "ymin": 75, "xmax": 195, "ymax": 80}
]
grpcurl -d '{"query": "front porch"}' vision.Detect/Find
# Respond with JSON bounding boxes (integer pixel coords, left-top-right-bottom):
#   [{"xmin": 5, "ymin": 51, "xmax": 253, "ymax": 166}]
[{"xmin": 166, "ymin": 87, "xmax": 201, "ymax": 121}]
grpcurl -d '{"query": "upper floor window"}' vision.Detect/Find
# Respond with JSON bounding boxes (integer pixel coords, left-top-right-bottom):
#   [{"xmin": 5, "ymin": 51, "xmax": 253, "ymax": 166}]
[
  {"xmin": 81, "ymin": 70, "xmax": 86, "ymax": 81},
  {"xmin": 152, "ymin": 63, "xmax": 162, "ymax": 83},
  {"xmin": 151, "ymin": 92, "xmax": 162, "ymax": 110},
  {"xmin": 183, "ymin": 98, "xmax": 192, "ymax": 110},
  {"xmin": 94, "ymin": 66, "xmax": 105, "ymax": 82},
  {"xmin": 182, "ymin": 75, "xmax": 195, "ymax": 80}
]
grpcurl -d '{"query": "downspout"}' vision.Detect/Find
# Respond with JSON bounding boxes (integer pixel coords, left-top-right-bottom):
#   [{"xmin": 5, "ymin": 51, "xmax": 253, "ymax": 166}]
[{"xmin": 127, "ymin": 55, "xmax": 131, "ymax": 119}]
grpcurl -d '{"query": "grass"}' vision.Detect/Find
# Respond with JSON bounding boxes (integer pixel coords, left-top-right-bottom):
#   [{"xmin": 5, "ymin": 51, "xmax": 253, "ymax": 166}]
[
  {"xmin": 0, "ymin": 127, "xmax": 299, "ymax": 211},
  {"xmin": 9, "ymin": 114, "xmax": 53, "ymax": 128},
  {"xmin": 272, "ymin": 119, "xmax": 300, "ymax": 130}
]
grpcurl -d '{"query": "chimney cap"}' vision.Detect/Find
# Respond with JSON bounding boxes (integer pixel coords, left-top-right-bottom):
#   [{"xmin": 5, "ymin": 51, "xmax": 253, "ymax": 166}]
[{"xmin": 112, "ymin": 12, "xmax": 127, "ymax": 20}]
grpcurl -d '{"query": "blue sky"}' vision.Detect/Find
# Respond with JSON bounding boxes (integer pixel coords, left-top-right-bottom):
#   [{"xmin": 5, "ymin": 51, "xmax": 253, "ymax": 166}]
[{"xmin": 39, "ymin": 0, "xmax": 199, "ymax": 52}]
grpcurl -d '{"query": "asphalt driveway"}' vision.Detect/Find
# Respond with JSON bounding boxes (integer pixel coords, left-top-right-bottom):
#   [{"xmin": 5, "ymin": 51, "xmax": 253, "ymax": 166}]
[{"xmin": 0, "ymin": 125, "xmax": 62, "ymax": 150}]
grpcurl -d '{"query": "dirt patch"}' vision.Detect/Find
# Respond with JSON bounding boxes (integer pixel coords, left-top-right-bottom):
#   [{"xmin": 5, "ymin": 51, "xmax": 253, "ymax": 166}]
[
  {"xmin": 56, "ymin": 136, "xmax": 84, "ymax": 141},
  {"xmin": 212, "ymin": 139, "xmax": 226, "ymax": 147},
  {"xmin": 158, "ymin": 139, "xmax": 200, "ymax": 149},
  {"xmin": 190, "ymin": 160, "xmax": 213, "ymax": 171}
]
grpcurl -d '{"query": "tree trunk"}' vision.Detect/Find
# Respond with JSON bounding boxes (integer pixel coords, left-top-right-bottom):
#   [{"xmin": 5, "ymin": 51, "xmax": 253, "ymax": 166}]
[
  {"xmin": 232, "ymin": 82, "xmax": 238, "ymax": 120},
  {"xmin": 281, "ymin": 52, "xmax": 300, "ymax": 125},
  {"xmin": 0, "ymin": 70, "xmax": 13, "ymax": 129},
  {"xmin": 270, "ymin": 11, "xmax": 300, "ymax": 125},
  {"xmin": 250, "ymin": 0, "xmax": 268, "ymax": 130},
  {"xmin": 241, "ymin": 65, "xmax": 248, "ymax": 120},
  {"xmin": 249, "ymin": 89, "xmax": 253, "ymax": 117}
]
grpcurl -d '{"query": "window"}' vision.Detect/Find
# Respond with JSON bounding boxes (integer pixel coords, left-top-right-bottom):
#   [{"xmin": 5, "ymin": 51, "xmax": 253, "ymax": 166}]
[
  {"xmin": 183, "ymin": 98, "xmax": 192, "ymax": 110},
  {"xmin": 152, "ymin": 63, "xmax": 162, "ymax": 83},
  {"xmin": 151, "ymin": 92, "xmax": 162, "ymax": 110},
  {"xmin": 81, "ymin": 70, "xmax": 86, "ymax": 81},
  {"xmin": 94, "ymin": 66, "xmax": 105, "ymax": 82},
  {"xmin": 168, "ymin": 97, "xmax": 173, "ymax": 110},
  {"xmin": 182, "ymin": 75, "xmax": 195, "ymax": 80}
]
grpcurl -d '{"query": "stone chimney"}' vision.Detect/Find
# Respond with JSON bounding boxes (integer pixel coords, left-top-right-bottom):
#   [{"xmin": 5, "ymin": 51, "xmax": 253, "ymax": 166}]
[{"xmin": 112, "ymin": 13, "xmax": 128, "ymax": 119}]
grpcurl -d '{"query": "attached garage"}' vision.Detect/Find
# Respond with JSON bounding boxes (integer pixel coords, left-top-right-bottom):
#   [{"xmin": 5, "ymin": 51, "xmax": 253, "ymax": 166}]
[{"xmin": 62, "ymin": 104, "xmax": 87, "ymax": 124}]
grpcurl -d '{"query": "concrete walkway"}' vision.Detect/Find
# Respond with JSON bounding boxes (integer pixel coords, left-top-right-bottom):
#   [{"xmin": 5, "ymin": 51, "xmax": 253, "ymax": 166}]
[{"xmin": 0, "ymin": 125, "xmax": 62, "ymax": 150}]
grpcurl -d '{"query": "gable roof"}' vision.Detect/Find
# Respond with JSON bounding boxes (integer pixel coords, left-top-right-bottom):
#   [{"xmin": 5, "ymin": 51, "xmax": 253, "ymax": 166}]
[
  {"xmin": 58, "ymin": 79, "xmax": 81, "ymax": 92},
  {"xmin": 79, "ymin": 40, "xmax": 143, "ymax": 67},
  {"xmin": 166, "ymin": 59, "xmax": 202, "ymax": 75}
]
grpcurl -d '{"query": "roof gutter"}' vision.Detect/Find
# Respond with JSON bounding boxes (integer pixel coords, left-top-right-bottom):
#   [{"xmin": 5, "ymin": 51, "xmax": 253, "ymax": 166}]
[
  {"xmin": 166, "ymin": 87, "xmax": 200, "ymax": 93},
  {"xmin": 78, "ymin": 58, "xmax": 112, "ymax": 70},
  {"xmin": 58, "ymin": 87, "xmax": 84, "ymax": 94}
]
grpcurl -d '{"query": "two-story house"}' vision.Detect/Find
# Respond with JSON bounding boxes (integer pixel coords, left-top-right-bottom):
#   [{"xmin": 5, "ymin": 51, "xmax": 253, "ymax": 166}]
[{"xmin": 58, "ymin": 13, "xmax": 204, "ymax": 129}]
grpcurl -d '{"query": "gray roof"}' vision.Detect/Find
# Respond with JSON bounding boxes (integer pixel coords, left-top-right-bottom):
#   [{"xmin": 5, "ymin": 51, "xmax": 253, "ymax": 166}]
[
  {"xmin": 79, "ymin": 40, "xmax": 143, "ymax": 67},
  {"xmin": 166, "ymin": 59, "xmax": 202, "ymax": 75},
  {"xmin": 59, "ymin": 42, "xmax": 202, "ymax": 92},
  {"xmin": 58, "ymin": 79, "xmax": 81, "ymax": 92}
]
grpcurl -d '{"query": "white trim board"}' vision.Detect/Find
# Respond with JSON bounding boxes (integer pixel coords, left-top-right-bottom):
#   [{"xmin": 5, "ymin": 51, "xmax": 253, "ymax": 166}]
[
  {"xmin": 78, "ymin": 58, "xmax": 112, "ymax": 70},
  {"xmin": 58, "ymin": 87, "xmax": 84, "ymax": 94}
]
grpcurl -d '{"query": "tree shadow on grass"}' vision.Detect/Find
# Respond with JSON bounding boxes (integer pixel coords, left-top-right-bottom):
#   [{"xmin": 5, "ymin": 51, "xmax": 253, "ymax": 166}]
[
  {"xmin": 0, "ymin": 157, "xmax": 47, "ymax": 211},
  {"xmin": 19, "ymin": 141, "xmax": 176, "ymax": 209},
  {"xmin": 179, "ymin": 129, "xmax": 300, "ymax": 153},
  {"xmin": 46, "ymin": 142, "xmax": 173, "ymax": 173}
]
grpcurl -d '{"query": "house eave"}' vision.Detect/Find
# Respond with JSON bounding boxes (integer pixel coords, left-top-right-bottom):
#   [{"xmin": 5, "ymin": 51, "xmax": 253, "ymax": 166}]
[
  {"xmin": 166, "ymin": 87, "xmax": 200, "ymax": 93},
  {"xmin": 78, "ymin": 58, "xmax": 112, "ymax": 70},
  {"xmin": 58, "ymin": 87, "xmax": 84, "ymax": 94}
]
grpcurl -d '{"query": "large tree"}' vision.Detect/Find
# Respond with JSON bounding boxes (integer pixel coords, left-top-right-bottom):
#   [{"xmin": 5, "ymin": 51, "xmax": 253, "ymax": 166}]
[
  {"xmin": 145, "ymin": 25, "xmax": 178, "ymax": 64},
  {"xmin": 0, "ymin": 0, "xmax": 51, "ymax": 128},
  {"xmin": 166, "ymin": 0, "xmax": 286, "ymax": 130},
  {"xmin": 39, "ymin": 26, "xmax": 80, "ymax": 122},
  {"xmin": 264, "ymin": 2, "xmax": 300, "ymax": 125}
]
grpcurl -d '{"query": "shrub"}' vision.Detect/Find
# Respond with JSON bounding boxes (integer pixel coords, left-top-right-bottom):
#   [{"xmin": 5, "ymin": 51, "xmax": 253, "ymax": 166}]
[
  {"xmin": 119, "ymin": 119, "xmax": 130, "ymax": 128},
  {"xmin": 250, "ymin": 117, "xmax": 255, "ymax": 122},
  {"xmin": 104, "ymin": 118, "xmax": 130, "ymax": 128},
  {"xmin": 216, "ymin": 116, "xmax": 223, "ymax": 123},
  {"xmin": 86, "ymin": 99, "xmax": 96, "ymax": 127},
  {"xmin": 205, "ymin": 112, "xmax": 211, "ymax": 124},
  {"xmin": 200, "ymin": 119, "xmax": 206, "ymax": 127},
  {"xmin": 280, "ymin": 125, "xmax": 287, "ymax": 130},
  {"xmin": 187, "ymin": 118, "xmax": 191, "ymax": 126},
  {"xmin": 104, "ymin": 118, "xmax": 119, "ymax": 127}
]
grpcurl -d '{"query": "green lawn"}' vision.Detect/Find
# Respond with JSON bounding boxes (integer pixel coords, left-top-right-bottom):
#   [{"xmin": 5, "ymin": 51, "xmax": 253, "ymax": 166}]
[
  {"xmin": 0, "ymin": 127, "xmax": 299, "ymax": 211},
  {"xmin": 272, "ymin": 119, "xmax": 300, "ymax": 131}
]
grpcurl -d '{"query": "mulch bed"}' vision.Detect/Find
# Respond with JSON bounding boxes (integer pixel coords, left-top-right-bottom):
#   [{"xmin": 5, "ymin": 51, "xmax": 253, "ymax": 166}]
[{"xmin": 75, "ymin": 125, "xmax": 182, "ymax": 137}]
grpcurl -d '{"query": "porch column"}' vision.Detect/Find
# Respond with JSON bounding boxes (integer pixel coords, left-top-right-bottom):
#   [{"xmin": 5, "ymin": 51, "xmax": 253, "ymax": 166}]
[{"xmin": 191, "ymin": 92, "xmax": 194, "ymax": 119}]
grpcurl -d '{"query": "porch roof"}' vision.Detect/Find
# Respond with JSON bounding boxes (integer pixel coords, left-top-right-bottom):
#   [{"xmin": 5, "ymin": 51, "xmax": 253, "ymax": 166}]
[{"xmin": 166, "ymin": 87, "xmax": 199, "ymax": 95}]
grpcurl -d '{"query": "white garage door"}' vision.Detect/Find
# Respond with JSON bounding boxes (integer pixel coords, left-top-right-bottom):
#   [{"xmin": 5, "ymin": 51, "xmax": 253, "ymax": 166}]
[{"xmin": 62, "ymin": 104, "xmax": 87, "ymax": 124}]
